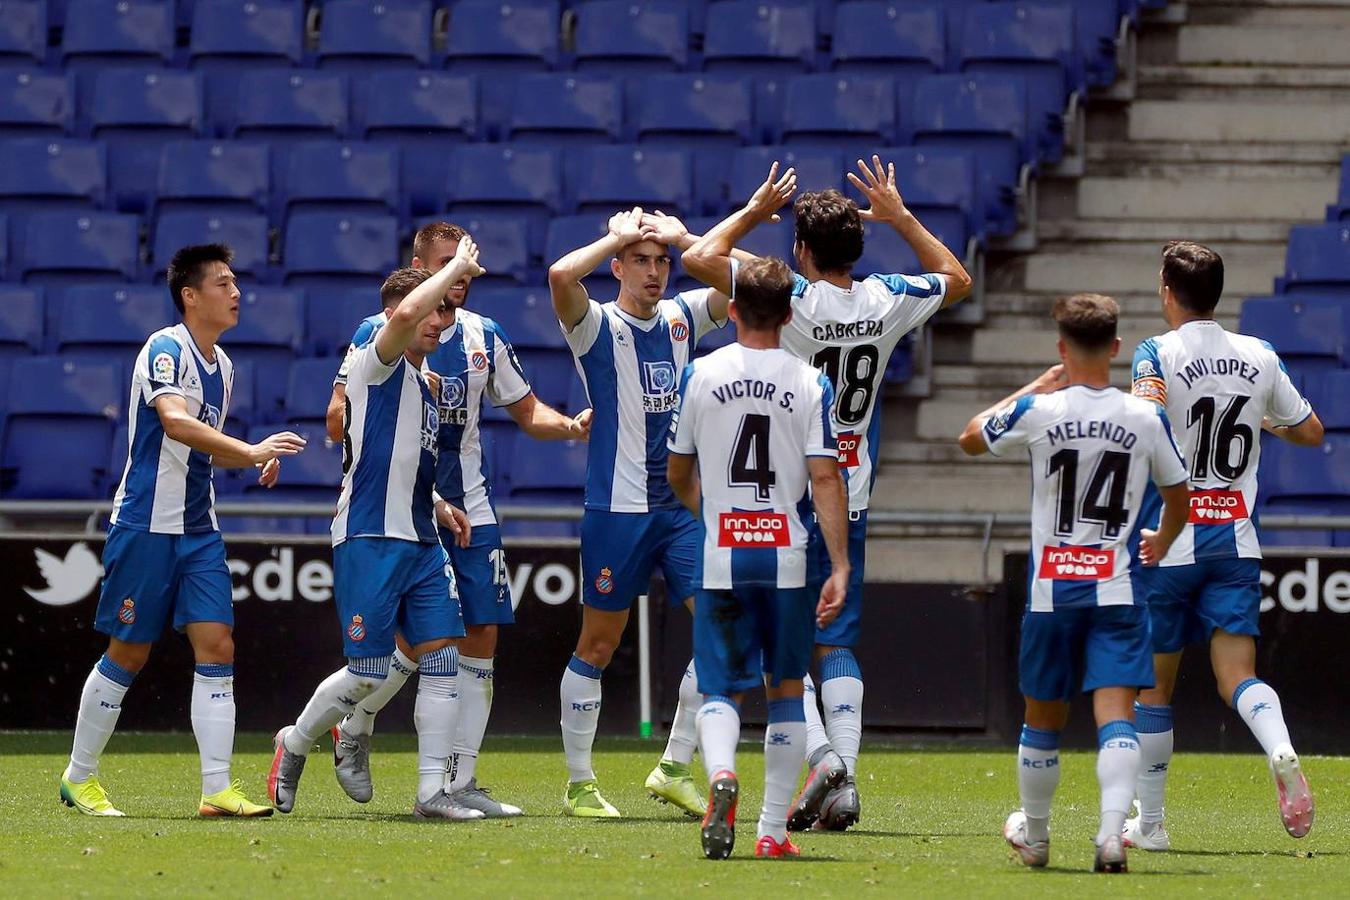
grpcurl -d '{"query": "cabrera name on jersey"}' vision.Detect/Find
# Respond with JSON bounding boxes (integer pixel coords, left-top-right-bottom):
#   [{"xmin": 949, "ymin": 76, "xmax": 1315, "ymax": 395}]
[
  {"xmin": 779, "ymin": 271, "xmax": 946, "ymax": 513},
  {"xmin": 1132, "ymin": 320, "xmax": 1312, "ymax": 564},
  {"xmin": 669, "ymin": 344, "xmax": 836, "ymax": 590},
  {"xmin": 983, "ymin": 386, "xmax": 1188, "ymax": 612},
  {"xmin": 111, "ymin": 324, "xmax": 232, "ymax": 534}
]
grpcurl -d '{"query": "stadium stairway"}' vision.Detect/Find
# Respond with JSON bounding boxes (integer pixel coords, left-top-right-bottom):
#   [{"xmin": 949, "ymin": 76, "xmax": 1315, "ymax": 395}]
[{"xmin": 869, "ymin": 0, "xmax": 1350, "ymax": 582}]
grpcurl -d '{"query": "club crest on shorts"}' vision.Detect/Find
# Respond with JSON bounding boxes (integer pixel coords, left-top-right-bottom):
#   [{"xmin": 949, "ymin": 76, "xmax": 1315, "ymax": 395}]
[
  {"xmin": 595, "ymin": 567, "xmax": 614, "ymax": 595},
  {"xmin": 669, "ymin": 320, "xmax": 689, "ymax": 342},
  {"xmin": 117, "ymin": 597, "xmax": 136, "ymax": 625},
  {"xmin": 347, "ymin": 614, "xmax": 366, "ymax": 642}
]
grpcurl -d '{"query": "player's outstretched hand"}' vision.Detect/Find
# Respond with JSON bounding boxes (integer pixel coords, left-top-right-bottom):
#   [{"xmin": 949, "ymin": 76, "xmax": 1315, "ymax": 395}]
[
  {"xmin": 608, "ymin": 206, "xmax": 646, "ymax": 246},
  {"xmin": 816, "ymin": 570, "xmax": 848, "ymax": 628},
  {"xmin": 847, "ymin": 154, "xmax": 907, "ymax": 224},
  {"xmin": 436, "ymin": 499, "xmax": 472, "ymax": 549},
  {"xmin": 747, "ymin": 161, "xmax": 797, "ymax": 223},
  {"xmin": 1032, "ymin": 364, "xmax": 1068, "ymax": 394},
  {"xmin": 570, "ymin": 408, "xmax": 594, "ymax": 441},
  {"xmin": 250, "ymin": 430, "xmax": 307, "ymax": 465},
  {"xmin": 255, "ymin": 457, "xmax": 280, "ymax": 488},
  {"xmin": 452, "ymin": 235, "xmax": 486, "ymax": 279},
  {"xmin": 1138, "ymin": 529, "xmax": 1167, "ymax": 566},
  {"xmin": 639, "ymin": 210, "xmax": 689, "ymax": 245}
]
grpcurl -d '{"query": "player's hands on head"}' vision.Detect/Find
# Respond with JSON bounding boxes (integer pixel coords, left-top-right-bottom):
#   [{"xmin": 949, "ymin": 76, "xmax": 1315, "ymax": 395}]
[
  {"xmin": 570, "ymin": 407, "xmax": 594, "ymax": 441},
  {"xmin": 1138, "ymin": 529, "xmax": 1169, "ymax": 566},
  {"xmin": 847, "ymin": 155, "xmax": 908, "ymax": 224},
  {"xmin": 608, "ymin": 206, "xmax": 646, "ymax": 246},
  {"xmin": 452, "ymin": 235, "xmax": 486, "ymax": 279},
  {"xmin": 435, "ymin": 499, "xmax": 472, "ymax": 549},
  {"xmin": 639, "ymin": 210, "xmax": 688, "ymax": 245},
  {"xmin": 250, "ymin": 430, "xmax": 307, "ymax": 465},
  {"xmin": 255, "ymin": 457, "xmax": 280, "ymax": 488},
  {"xmin": 1034, "ymin": 364, "xmax": 1068, "ymax": 394},
  {"xmin": 747, "ymin": 161, "xmax": 797, "ymax": 223},
  {"xmin": 816, "ymin": 569, "xmax": 848, "ymax": 627}
]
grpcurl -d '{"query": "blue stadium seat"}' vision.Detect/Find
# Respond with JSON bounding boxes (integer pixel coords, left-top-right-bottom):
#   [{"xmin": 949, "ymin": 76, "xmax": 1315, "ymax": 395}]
[
  {"xmin": 151, "ymin": 211, "xmax": 271, "ymax": 281},
  {"xmin": 54, "ymin": 283, "xmax": 170, "ymax": 361},
  {"xmin": 473, "ymin": 286, "xmax": 567, "ymax": 351},
  {"xmin": 684, "ymin": 213, "xmax": 793, "ymax": 266},
  {"xmin": 228, "ymin": 284, "xmax": 305, "ymax": 414},
  {"xmin": 283, "ymin": 359, "xmax": 343, "ymax": 425},
  {"xmin": 1328, "ymin": 154, "xmax": 1349, "ymax": 222},
  {"xmin": 283, "ymin": 211, "xmax": 399, "ymax": 286},
  {"xmin": 503, "ymin": 436, "xmax": 585, "ymax": 537},
  {"xmin": 15, "ymin": 211, "xmax": 140, "ymax": 284},
  {"xmin": 245, "ymin": 423, "xmax": 340, "ymax": 490},
  {"xmin": 630, "ymin": 74, "xmax": 754, "ymax": 155},
  {"xmin": 863, "ymin": 145, "xmax": 979, "ymax": 250},
  {"xmin": 0, "ymin": 71, "xmax": 75, "ymax": 137},
  {"xmin": 959, "ymin": 1, "xmax": 1081, "ymax": 164},
  {"xmin": 568, "ymin": 145, "xmax": 693, "ymax": 217},
  {"xmin": 1, "ymin": 357, "xmax": 120, "ymax": 498},
  {"xmin": 189, "ymin": 0, "xmax": 305, "ymax": 70},
  {"xmin": 778, "ymin": 75, "xmax": 895, "ymax": 146},
  {"xmin": 155, "ymin": 140, "xmax": 270, "ymax": 216},
  {"xmin": 1279, "ymin": 224, "xmax": 1350, "ymax": 296},
  {"xmin": 854, "ymin": 222, "xmax": 964, "ymax": 287},
  {"xmin": 61, "ymin": 0, "xmax": 174, "ymax": 70},
  {"xmin": 725, "ymin": 146, "xmax": 843, "ymax": 208},
  {"xmin": 1073, "ymin": 0, "xmax": 1128, "ymax": 88},
  {"xmin": 443, "ymin": 0, "xmax": 560, "ymax": 73},
  {"xmin": 703, "ymin": 0, "xmax": 816, "ymax": 76},
  {"xmin": 831, "ymin": 0, "xmax": 945, "ymax": 76},
  {"xmin": 231, "ymin": 71, "xmax": 349, "ymax": 143},
  {"xmin": 0, "ymin": 138, "xmax": 105, "ymax": 214},
  {"xmin": 280, "ymin": 141, "xmax": 402, "ymax": 224},
  {"xmin": 543, "ymin": 212, "xmax": 613, "ymax": 293},
  {"xmin": 307, "ymin": 285, "xmax": 378, "ymax": 357},
  {"xmin": 90, "ymin": 69, "xmax": 204, "ymax": 212},
  {"xmin": 1303, "ymin": 369, "xmax": 1350, "ymax": 432},
  {"xmin": 227, "ymin": 359, "xmax": 255, "ymax": 428},
  {"xmin": 0, "ymin": 285, "xmax": 43, "ymax": 380},
  {"xmin": 1239, "ymin": 296, "xmax": 1345, "ymax": 376},
  {"xmin": 573, "ymin": 0, "xmax": 688, "ymax": 74},
  {"xmin": 1261, "ymin": 433, "xmax": 1350, "ymax": 502},
  {"xmin": 505, "ymin": 74, "xmax": 621, "ymax": 145},
  {"xmin": 446, "ymin": 143, "xmax": 564, "ymax": 241},
  {"xmin": 318, "ymin": 0, "xmax": 432, "ymax": 70},
  {"xmin": 450, "ymin": 213, "xmax": 533, "ymax": 286},
  {"xmin": 0, "ymin": 0, "xmax": 48, "ymax": 68},
  {"xmin": 912, "ymin": 73, "xmax": 1030, "ymax": 237}
]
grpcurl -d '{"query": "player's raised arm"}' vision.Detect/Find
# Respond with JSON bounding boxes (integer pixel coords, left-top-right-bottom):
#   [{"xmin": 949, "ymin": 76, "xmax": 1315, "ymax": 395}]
[
  {"xmin": 958, "ymin": 365, "xmax": 1067, "ymax": 456},
  {"xmin": 847, "ymin": 154, "xmax": 972, "ymax": 306},
  {"xmin": 153, "ymin": 393, "xmax": 306, "ymax": 469},
  {"xmin": 548, "ymin": 206, "xmax": 645, "ymax": 330},
  {"xmin": 376, "ymin": 238, "xmax": 483, "ymax": 364},
  {"xmin": 683, "ymin": 162, "xmax": 798, "ymax": 297}
]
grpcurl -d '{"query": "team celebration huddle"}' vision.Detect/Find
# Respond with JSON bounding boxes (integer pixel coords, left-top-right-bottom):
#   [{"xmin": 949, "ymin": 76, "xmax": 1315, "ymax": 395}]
[{"xmin": 56, "ymin": 155, "xmax": 1321, "ymax": 870}]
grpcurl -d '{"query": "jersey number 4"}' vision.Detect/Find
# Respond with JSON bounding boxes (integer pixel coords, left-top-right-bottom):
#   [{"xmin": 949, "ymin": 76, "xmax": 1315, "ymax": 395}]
[
  {"xmin": 1046, "ymin": 448, "xmax": 1131, "ymax": 539},
  {"xmin": 729, "ymin": 413, "xmax": 776, "ymax": 502}
]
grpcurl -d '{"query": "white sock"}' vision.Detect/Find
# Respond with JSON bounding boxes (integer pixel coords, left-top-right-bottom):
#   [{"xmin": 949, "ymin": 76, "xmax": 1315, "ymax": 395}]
[
  {"xmin": 285, "ymin": 658, "xmax": 390, "ymax": 755},
  {"xmin": 802, "ymin": 675, "xmax": 831, "ymax": 761},
  {"xmin": 1017, "ymin": 725, "xmax": 1060, "ymax": 843},
  {"xmin": 661, "ymin": 660, "xmax": 700, "ymax": 766},
  {"xmin": 1134, "ymin": 702, "xmax": 1173, "ymax": 825},
  {"xmin": 414, "ymin": 646, "xmax": 459, "ymax": 804},
  {"xmin": 1232, "ymin": 679, "xmax": 1293, "ymax": 758},
  {"xmin": 696, "ymin": 695, "xmax": 740, "ymax": 783},
  {"xmin": 560, "ymin": 655, "xmax": 603, "ymax": 783},
  {"xmin": 759, "ymin": 699, "xmax": 805, "ymax": 842},
  {"xmin": 449, "ymin": 654, "xmax": 494, "ymax": 792},
  {"xmin": 1096, "ymin": 720, "xmax": 1141, "ymax": 847},
  {"xmin": 67, "ymin": 656, "xmax": 136, "ymax": 783},
  {"xmin": 341, "ymin": 647, "xmax": 418, "ymax": 737},
  {"xmin": 191, "ymin": 664, "xmax": 236, "ymax": 795},
  {"xmin": 820, "ymin": 650, "xmax": 863, "ymax": 775}
]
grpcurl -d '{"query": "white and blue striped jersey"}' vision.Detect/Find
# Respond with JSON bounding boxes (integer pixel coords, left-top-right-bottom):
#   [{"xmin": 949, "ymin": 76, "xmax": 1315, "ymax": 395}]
[
  {"xmin": 111, "ymin": 324, "xmax": 233, "ymax": 534},
  {"xmin": 983, "ymin": 385, "xmax": 1189, "ymax": 612},
  {"xmin": 332, "ymin": 342, "xmax": 440, "ymax": 546},
  {"xmin": 333, "ymin": 311, "xmax": 389, "ymax": 385},
  {"xmin": 779, "ymin": 272, "xmax": 947, "ymax": 512},
  {"xmin": 1132, "ymin": 320, "xmax": 1312, "ymax": 565},
  {"xmin": 669, "ymin": 344, "xmax": 836, "ymax": 589},
  {"xmin": 426, "ymin": 310, "xmax": 531, "ymax": 527},
  {"xmin": 563, "ymin": 290, "xmax": 724, "ymax": 513}
]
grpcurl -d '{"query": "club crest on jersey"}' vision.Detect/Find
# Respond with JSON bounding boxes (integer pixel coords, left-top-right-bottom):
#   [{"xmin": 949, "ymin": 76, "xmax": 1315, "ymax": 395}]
[
  {"xmin": 469, "ymin": 349, "xmax": 489, "ymax": 372},
  {"xmin": 641, "ymin": 361, "xmax": 678, "ymax": 413},
  {"xmin": 718, "ymin": 512, "xmax": 790, "ymax": 548},
  {"xmin": 1039, "ymin": 545, "xmax": 1115, "ymax": 580},
  {"xmin": 117, "ymin": 597, "xmax": 136, "ymax": 625},
  {"xmin": 421, "ymin": 402, "xmax": 439, "ymax": 453},
  {"xmin": 986, "ymin": 402, "xmax": 1017, "ymax": 438},
  {"xmin": 836, "ymin": 431, "xmax": 861, "ymax": 469},
  {"xmin": 595, "ymin": 567, "xmax": 614, "ymax": 594},
  {"xmin": 150, "ymin": 351, "xmax": 176, "ymax": 385},
  {"xmin": 669, "ymin": 319, "xmax": 689, "ymax": 342},
  {"xmin": 438, "ymin": 376, "xmax": 469, "ymax": 426},
  {"xmin": 197, "ymin": 402, "xmax": 221, "ymax": 429},
  {"xmin": 347, "ymin": 614, "xmax": 366, "ymax": 642},
  {"xmin": 1189, "ymin": 489, "xmax": 1249, "ymax": 524},
  {"xmin": 1135, "ymin": 359, "xmax": 1157, "ymax": 378}
]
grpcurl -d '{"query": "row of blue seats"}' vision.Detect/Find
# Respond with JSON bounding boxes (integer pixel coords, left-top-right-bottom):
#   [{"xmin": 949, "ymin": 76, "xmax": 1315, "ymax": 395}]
[
  {"xmin": 1238, "ymin": 295, "xmax": 1350, "ymax": 377},
  {"xmin": 1328, "ymin": 154, "xmax": 1350, "ymax": 222}
]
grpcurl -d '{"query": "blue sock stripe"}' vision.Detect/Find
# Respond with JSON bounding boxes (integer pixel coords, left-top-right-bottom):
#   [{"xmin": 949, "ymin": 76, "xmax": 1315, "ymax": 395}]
[
  {"xmin": 1133, "ymin": 701, "xmax": 1173, "ymax": 734},
  {"xmin": 96, "ymin": 654, "xmax": 137, "ymax": 688},
  {"xmin": 1019, "ymin": 725, "xmax": 1060, "ymax": 751},
  {"xmin": 819, "ymin": 648, "xmax": 862, "ymax": 682},
  {"xmin": 1098, "ymin": 719, "xmax": 1139, "ymax": 746},
  {"xmin": 568, "ymin": 654, "xmax": 604, "ymax": 680},
  {"xmin": 458, "ymin": 662, "xmax": 493, "ymax": 678},
  {"xmin": 193, "ymin": 663, "xmax": 234, "ymax": 679},
  {"xmin": 706, "ymin": 694, "xmax": 740, "ymax": 715},
  {"xmin": 767, "ymin": 698, "xmax": 807, "ymax": 724},
  {"xmin": 1232, "ymin": 677, "xmax": 1263, "ymax": 710},
  {"xmin": 391, "ymin": 656, "xmax": 419, "ymax": 677},
  {"xmin": 419, "ymin": 646, "xmax": 458, "ymax": 677},
  {"xmin": 347, "ymin": 655, "xmax": 391, "ymax": 679}
]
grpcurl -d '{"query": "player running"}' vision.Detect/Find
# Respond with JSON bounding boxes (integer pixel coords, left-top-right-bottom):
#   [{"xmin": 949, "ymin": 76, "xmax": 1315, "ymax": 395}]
[
  {"xmin": 61, "ymin": 243, "xmax": 305, "ymax": 818},
  {"xmin": 959, "ymin": 293, "xmax": 1192, "ymax": 873},
  {"xmin": 269, "ymin": 242, "xmax": 488, "ymax": 820},
  {"xmin": 670, "ymin": 210, "xmax": 851, "ymax": 861},
  {"xmin": 1125, "ymin": 242, "xmax": 1323, "ymax": 849},
  {"xmin": 686, "ymin": 155, "xmax": 973, "ymax": 831}
]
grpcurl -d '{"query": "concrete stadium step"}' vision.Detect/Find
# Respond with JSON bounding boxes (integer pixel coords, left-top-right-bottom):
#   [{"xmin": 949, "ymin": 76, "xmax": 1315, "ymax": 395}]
[
  {"xmin": 861, "ymin": 536, "xmax": 1010, "ymax": 583},
  {"xmin": 1073, "ymin": 176, "xmax": 1335, "ymax": 222},
  {"xmin": 1187, "ymin": 0, "xmax": 1350, "ymax": 28},
  {"xmin": 1020, "ymin": 243, "xmax": 1285, "ymax": 296},
  {"xmin": 1140, "ymin": 65, "xmax": 1350, "ymax": 91},
  {"xmin": 1038, "ymin": 218, "xmax": 1294, "ymax": 244},
  {"xmin": 880, "ymin": 440, "xmax": 1023, "ymax": 466},
  {"xmin": 1128, "ymin": 101, "xmax": 1350, "ymax": 144},
  {"xmin": 1086, "ymin": 141, "xmax": 1347, "ymax": 168},
  {"xmin": 969, "ymin": 326, "xmax": 1166, "ymax": 365},
  {"xmin": 871, "ymin": 466, "xmax": 1030, "ymax": 515},
  {"xmin": 1177, "ymin": 26, "xmax": 1350, "ymax": 64},
  {"xmin": 933, "ymin": 363, "xmax": 1130, "ymax": 392}
]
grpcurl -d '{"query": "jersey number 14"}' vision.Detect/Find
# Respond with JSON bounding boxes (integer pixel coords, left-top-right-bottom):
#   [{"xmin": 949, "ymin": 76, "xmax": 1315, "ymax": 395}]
[{"xmin": 1046, "ymin": 448, "xmax": 1131, "ymax": 539}]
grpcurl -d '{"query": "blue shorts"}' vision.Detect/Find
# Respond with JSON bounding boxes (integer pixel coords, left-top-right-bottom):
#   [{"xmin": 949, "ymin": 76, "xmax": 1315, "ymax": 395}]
[
  {"xmin": 694, "ymin": 586, "xmax": 815, "ymax": 696},
  {"xmin": 1137, "ymin": 558, "xmax": 1262, "ymax": 654},
  {"xmin": 333, "ymin": 537, "xmax": 464, "ymax": 658},
  {"xmin": 441, "ymin": 523, "xmax": 513, "ymax": 627},
  {"xmin": 1019, "ymin": 604, "xmax": 1155, "ymax": 702},
  {"xmin": 94, "ymin": 526, "xmax": 233, "ymax": 642},
  {"xmin": 807, "ymin": 511, "xmax": 867, "ymax": 647},
  {"xmin": 581, "ymin": 508, "xmax": 698, "ymax": 611}
]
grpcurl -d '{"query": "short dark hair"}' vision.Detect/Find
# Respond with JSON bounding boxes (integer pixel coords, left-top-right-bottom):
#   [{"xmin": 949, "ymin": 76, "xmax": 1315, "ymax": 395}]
[
  {"xmin": 1053, "ymin": 293, "xmax": 1119, "ymax": 351},
  {"xmin": 380, "ymin": 267, "xmax": 431, "ymax": 308},
  {"xmin": 734, "ymin": 257, "xmax": 794, "ymax": 330},
  {"xmin": 1162, "ymin": 241, "xmax": 1224, "ymax": 314},
  {"xmin": 166, "ymin": 243, "xmax": 233, "ymax": 314},
  {"xmin": 412, "ymin": 221, "xmax": 467, "ymax": 263},
  {"xmin": 793, "ymin": 189, "xmax": 863, "ymax": 274}
]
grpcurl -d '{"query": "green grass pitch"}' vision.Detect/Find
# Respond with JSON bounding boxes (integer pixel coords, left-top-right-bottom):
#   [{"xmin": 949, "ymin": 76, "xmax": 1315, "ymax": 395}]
[{"xmin": 2, "ymin": 732, "xmax": 1344, "ymax": 897}]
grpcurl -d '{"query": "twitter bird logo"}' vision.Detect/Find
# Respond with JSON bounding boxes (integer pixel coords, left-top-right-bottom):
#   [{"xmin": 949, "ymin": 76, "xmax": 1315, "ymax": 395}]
[{"xmin": 25, "ymin": 543, "xmax": 103, "ymax": 606}]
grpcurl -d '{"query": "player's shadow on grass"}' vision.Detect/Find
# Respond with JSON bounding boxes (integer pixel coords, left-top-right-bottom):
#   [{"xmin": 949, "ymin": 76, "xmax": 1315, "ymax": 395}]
[{"xmin": 1168, "ymin": 848, "xmax": 1344, "ymax": 859}]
